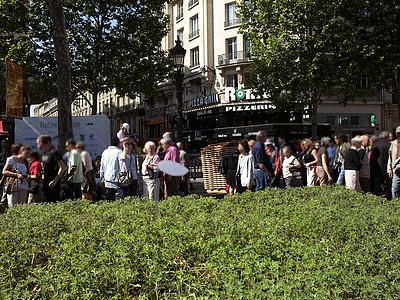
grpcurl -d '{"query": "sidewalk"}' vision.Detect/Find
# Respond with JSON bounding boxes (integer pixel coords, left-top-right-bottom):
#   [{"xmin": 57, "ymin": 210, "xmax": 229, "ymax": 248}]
[{"xmin": 189, "ymin": 177, "xmax": 227, "ymax": 199}]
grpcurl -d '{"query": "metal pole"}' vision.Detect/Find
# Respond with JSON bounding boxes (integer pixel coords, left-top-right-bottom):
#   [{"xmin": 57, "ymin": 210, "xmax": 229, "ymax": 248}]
[{"xmin": 176, "ymin": 68, "xmax": 184, "ymax": 143}]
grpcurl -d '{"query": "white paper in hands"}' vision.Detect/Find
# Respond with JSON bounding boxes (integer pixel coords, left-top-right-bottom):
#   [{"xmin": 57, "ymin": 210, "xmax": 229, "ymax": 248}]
[{"xmin": 158, "ymin": 160, "xmax": 189, "ymax": 177}]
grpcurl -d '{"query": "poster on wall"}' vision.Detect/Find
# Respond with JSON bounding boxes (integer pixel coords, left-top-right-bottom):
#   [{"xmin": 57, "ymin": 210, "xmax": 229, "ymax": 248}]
[
  {"xmin": 6, "ymin": 60, "xmax": 24, "ymax": 119},
  {"xmin": 15, "ymin": 115, "xmax": 110, "ymax": 158}
]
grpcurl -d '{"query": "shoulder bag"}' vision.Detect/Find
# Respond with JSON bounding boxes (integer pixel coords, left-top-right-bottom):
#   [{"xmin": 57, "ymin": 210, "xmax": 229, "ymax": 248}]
[{"xmin": 115, "ymin": 154, "xmax": 134, "ymax": 187}]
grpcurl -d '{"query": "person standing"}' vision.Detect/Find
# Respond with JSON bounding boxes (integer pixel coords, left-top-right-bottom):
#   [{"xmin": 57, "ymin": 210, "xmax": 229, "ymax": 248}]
[
  {"xmin": 370, "ymin": 131, "xmax": 392, "ymax": 198},
  {"xmin": 36, "ymin": 135, "xmax": 67, "ymax": 203},
  {"xmin": 316, "ymin": 137, "xmax": 333, "ymax": 185},
  {"xmin": 252, "ymin": 131, "xmax": 272, "ymax": 191},
  {"xmin": 65, "ymin": 139, "xmax": 83, "ymax": 200},
  {"xmin": 272, "ymin": 134, "xmax": 290, "ymax": 188},
  {"xmin": 100, "ymin": 136, "xmax": 121, "ymax": 201},
  {"xmin": 2, "ymin": 145, "xmax": 31, "ymax": 207},
  {"xmin": 236, "ymin": 140, "xmax": 255, "ymax": 193},
  {"xmin": 28, "ymin": 151, "xmax": 43, "ymax": 204},
  {"xmin": 333, "ymin": 133, "xmax": 350, "ymax": 185},
  {"xmin": 344, "ymin": 137, "xmax": 362, "ymax": 192},
  {"xmin": 177, "ymin": 142, "xmax": 190, "ymax": 196},
  {"xmin": 117, "ymin": 123, "xmax": 130, "ymax": 147},
  {"xmin": 387, "ymin": 127, "xmax": 400, "ymax": 199},
  {"xmin": 118, "ymin": 139, "xmax": 139, "ymax": 199},
  {"xmin": 282, "ymin": 146, "xmax": 301, "ymax": 187},
  {"xmin": 359, "ymin": 135, "xmax": 371, "ymax": 193},
  {"xmin": 301, "ymin": 139, "xmax": 318, "ymax": 187},
  {"xmin": 160, "ymin": 137, "xmax": 180, "ymax": 198},
  {"xmin": 142, "ymin": 141, "xmax": 161, "ymax": 201},
  {"xmin": 76, "ymin": 142, "xmax": 97, "ymax": 201}
]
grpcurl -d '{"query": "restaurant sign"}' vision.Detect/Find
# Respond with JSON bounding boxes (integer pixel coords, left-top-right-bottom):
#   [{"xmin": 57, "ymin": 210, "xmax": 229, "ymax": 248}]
[{"xmin": 188, "ymin": 94, "xmax": 220, "ymax": 109}]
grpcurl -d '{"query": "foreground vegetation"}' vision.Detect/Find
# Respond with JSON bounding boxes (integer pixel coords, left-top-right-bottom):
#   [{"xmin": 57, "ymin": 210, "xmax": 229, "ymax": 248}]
[{"xmin": 0, "ymin": 186, "xmax": 399, "ymax": 299}]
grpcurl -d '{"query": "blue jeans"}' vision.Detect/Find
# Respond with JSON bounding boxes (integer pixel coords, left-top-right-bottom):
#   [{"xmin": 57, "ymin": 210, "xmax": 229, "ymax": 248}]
[
  {"xmin": 337, "ymin": 168, "xmax": 346, "ymax": 185},
  {"xmin": 392, "ymin": 172, "xmax": 400, "ymax": 199},
  {"xmin": 254, "ymin": 169, "xmax": 269, "ymax": 191}
]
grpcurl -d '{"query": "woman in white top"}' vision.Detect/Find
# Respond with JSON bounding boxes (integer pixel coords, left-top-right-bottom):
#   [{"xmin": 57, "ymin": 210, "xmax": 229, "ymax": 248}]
[
  {"xmin": 76, "ymin": 142, "xmax": 97, "ymax": 201},
  {"xmin": 2, "ymin": 144, "xmax": 31, "ymax": 207},
  {"xmin": 282, "ymin": 146, "xmax": 301, "ymax": 187},
  {"xmin": 236, "ymin": 140, "xmax": 255, "ymax": 193},
  {"xmin": 118, "ymin": 139, "xmax": 139, "ymax": 199},
  {"xmin": 142, "ymin": 141, "xmax": 161, "ymax": 201}
]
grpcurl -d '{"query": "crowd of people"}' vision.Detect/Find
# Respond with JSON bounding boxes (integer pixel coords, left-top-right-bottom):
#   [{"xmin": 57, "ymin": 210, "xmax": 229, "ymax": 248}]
[
  {"xmin": 222, "ymin": 129, "xmax": 398, "ymax": 199},
  {"xmin": 0, "ymin": 126, "xmax": 191, "ymax": 211},
  {"xmin": 1, "ymin": 123, "xmax": 399, "ymax": 211}
]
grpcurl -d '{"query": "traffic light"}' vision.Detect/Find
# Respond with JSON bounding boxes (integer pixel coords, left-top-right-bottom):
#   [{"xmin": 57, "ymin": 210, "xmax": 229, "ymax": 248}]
[
  {"xmin": 371, "ymin": 114, "xmax": 376, "ymax": 127},
  {"xmin": 339, "ymin": 116, "xmax": 348, "ymax": 125}
]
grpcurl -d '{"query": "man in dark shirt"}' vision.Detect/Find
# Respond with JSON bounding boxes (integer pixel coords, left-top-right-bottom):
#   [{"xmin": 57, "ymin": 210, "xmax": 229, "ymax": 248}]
[
  {"xmin": 370, "ymin": 131, "xmax": 391, "ymax": 199},
  {"xmin": 36, "ymin": 135, "xmax": 67, "ymax": 202},
  {"xmin": 252, "ymin": 130, "xmax": 272, "ymax": 191}
]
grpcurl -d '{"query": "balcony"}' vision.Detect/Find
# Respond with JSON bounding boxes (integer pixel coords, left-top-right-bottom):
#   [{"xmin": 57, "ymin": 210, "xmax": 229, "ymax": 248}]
[
  {"xmin": 189, "ymin": 29, "xmax": 199, "ymax": 40},
  {"xmin": 224, "ymin": 18, "xmax": 243, "ymax": 28},
  {"xmin": 218, "ymin": 50, "xmax": 252, "ymax": 66},
  {"xmin": 188, "ymin": 0, "xmax": 198, "ymax": 9}
]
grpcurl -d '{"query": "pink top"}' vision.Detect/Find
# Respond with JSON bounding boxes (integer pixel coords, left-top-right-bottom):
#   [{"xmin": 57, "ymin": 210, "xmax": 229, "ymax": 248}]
[
  {"xmin": 142, "ymin": 154, "xmax": 160, "ymax": 175},
  {"xmin": 117, "ymin": 130, "xmax": 126, "ymax": 147},
  {"xmin": 164, "ymin": 146, "xmax": 180, "ymax": 163}
]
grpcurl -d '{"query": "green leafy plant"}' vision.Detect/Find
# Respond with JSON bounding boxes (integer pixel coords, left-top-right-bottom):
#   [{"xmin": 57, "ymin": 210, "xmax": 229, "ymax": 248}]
[{"xmin": 1, "ymin": 186, "xmax": 400, "ymax": 299}]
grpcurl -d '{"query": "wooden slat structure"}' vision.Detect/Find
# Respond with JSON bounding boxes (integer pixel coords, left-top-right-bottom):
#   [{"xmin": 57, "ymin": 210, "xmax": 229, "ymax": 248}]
[{"xmin": 201, "ymin": 141, "xmax": 238, "ymax": 192}]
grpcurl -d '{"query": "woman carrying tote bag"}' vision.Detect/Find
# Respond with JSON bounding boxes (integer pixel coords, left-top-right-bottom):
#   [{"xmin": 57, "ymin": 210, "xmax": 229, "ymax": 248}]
[{"xmin": 117, "ymin": 139, "xmax": 139, "ymax": 199}]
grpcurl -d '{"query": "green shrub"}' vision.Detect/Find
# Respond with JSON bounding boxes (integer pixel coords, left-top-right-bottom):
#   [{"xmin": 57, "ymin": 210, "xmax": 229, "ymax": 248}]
[{"xmin": 1, "ymin": 186, "xmax": 400, "ymax": 299}]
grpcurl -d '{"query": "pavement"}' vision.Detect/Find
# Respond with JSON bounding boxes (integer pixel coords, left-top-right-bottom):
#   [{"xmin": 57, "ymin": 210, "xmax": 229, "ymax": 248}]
[{"xmin": 189, "ymin": 177, "xmax": 227, "ymax": 199}]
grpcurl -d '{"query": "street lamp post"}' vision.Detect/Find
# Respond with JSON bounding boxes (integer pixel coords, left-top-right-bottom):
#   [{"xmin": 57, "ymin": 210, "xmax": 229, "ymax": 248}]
[{"xmin": 170, "ymin": 37, "xmax": 186, "ymax": 143}]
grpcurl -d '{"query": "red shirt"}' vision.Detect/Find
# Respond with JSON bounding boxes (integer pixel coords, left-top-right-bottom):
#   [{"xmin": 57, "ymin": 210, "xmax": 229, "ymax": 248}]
[{"xmin": 29, "ymin": 161, "xmax": 43, "ymax": 182}]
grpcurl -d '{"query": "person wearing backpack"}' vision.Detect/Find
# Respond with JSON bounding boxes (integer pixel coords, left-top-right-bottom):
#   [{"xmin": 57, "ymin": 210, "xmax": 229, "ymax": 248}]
[{"xmin": 2, "ymin": 145, "xmax": 31, "ymax": 207}]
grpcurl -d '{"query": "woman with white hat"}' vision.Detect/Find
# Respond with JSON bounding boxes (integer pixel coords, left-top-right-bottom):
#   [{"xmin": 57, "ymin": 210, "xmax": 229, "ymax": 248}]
[{"xmin": 117, "ymin": 123, "xmax": 130, "ymax": 148}]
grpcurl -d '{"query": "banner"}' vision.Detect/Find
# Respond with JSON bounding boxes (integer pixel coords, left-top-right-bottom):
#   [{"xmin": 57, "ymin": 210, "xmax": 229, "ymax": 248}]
[
  {"xmin": 15, "ymin": 115, "xmax": 111, "ymax": 159},
  {"xmin": 6, "ymin": 60, "xmax": 24, "ymax": 119}
]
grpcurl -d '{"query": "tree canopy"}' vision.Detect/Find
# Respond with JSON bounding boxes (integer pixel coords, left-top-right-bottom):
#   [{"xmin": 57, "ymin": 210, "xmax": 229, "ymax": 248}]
[
  {"xmin": 237, "ymin": 0, "xmax": 400, "ymax": 138},
  {"xmin": 1, "ymin": 0, "xmax": 172, "ymax": 114}
]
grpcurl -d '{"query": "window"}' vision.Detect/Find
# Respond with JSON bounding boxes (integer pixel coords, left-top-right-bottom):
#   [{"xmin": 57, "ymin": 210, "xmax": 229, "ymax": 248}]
[
  {"xmin": 225, "ymin": 3, "xmax": 240, "ymax": 27},
  {"xmin": 177, "ymin": 28, "xmax": 184, "ymax": 47},
  {"xmin": 188, "ymin": 0, "xmax": 198, "ymax": 8},
  {"xmin": 189, "ymin": 15, "xmax": 199, "ymax": 39},
  {"xmin": 351, "ymin": 116, "xmax": 359, "ymax": 125},
  {"xmin": 356, "ymin": 78, "xmax": 368, "ymax": 89},
  {"xmin": 226, "ymin": 74, "xmax": 238, "ymax": 89},
  {"xmin": 190, "ymin": 47, "xmax": 199, "ymax": 68},
  {"xmin": 176, "ymin": 1, "xmax": 183, "ymax": 21},
  {"xmin": 327, "ymin": 115, "xmax": 336, "ymax": 126},
  {"xmin": 226, "ymin": 37, "xmax": 237, "ymax": 60}
]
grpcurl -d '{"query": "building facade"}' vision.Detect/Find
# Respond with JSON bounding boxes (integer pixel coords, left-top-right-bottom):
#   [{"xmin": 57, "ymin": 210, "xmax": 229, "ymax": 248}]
[
  {"xmin": 33, "ymin": 90, "xmax": 142, "ymax": 140},
  {"xmin": 138, "ymin": 0, "xmax": 398, "ymax": 150}
]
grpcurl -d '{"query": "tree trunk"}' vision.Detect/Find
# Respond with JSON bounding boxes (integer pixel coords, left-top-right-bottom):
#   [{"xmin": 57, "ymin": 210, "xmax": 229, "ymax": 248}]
[
  {"xmin": 310, "ymin": 98, "xmax": 318, "ymax": 141},
  {"xmin": 47, "ymin": 0, "xmax": 72, "ymax": 153},
  {"xmin": 91, "ymin": 91, "xmax": 98, "ymax": 115}
]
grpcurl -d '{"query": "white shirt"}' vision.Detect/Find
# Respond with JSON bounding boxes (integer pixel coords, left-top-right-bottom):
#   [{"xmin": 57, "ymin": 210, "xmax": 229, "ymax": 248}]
[
  {"xmin": 237, "ymin": 153, "xmax": 255, "ymax": 186},
  {"xmin": 6, "ymin": 156, "xmax": 29, "ymax": 190},
  {"xmin": 282, "ymin": 155, "xmax": 300, "ymax": 179},
  {"xmin": 81, "ymin": 151, "xmax": 93, "ymax": 172}
]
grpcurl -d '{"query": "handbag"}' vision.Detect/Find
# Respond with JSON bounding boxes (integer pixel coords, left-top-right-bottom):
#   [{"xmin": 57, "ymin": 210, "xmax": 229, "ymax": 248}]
[
  {"xmin": 146, "ymin": 155, "xmax": 156, "ymax": 180},
  {"xmin": 115, "ymin": 155, "xmax": 134, "ymax": 187}
]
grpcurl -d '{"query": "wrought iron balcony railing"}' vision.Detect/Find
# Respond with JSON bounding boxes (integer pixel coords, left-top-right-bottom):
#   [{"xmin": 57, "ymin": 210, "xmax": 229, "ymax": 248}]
[
  {"xmin": 189, "ymin": 29, "xmax": 199, "ymax": 39},
  {"xmin": 217, "ymin": 50, "xmax": 252, "ymax": 66},
  {"xmin": 224, "ymin": 18, "xmax": 243, "ymax": 28},
  {"xmin": 188, "ymin": 0, "xmax": 199, "ymax": 8}
]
